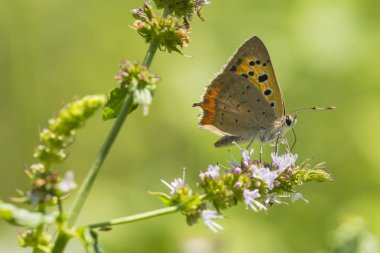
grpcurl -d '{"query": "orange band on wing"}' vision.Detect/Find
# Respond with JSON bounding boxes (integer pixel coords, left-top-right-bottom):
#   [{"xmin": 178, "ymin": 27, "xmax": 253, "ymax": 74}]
[{"xmin": 198, "ymin": 84, "xmax": 221, "ymax": 125}]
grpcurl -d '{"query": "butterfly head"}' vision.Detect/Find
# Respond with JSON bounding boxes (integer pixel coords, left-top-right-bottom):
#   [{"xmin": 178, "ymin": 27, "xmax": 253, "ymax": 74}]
[
  {"xmin": 276, "ymin": 114, "xmax": 297, "ymax": 139},
  {"xmin": 285, "ymin": 114, "xmax": 297, "ymax": 128}
]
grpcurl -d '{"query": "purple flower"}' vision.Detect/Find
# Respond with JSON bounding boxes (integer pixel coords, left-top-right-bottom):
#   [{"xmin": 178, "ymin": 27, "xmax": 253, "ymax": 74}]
[
  {"xmin": 200, "ymin": 210, "xmax": 224, "ymax": 233},
  {"xmin": 161, "ymin": 178, "xmax": 186, "ymax": 195},
  {"xmin": 232, "ymin": 167, "xmax": 242, "ymax": 175},
  {"xmin": 234, "ymin": 182, "xmax": 243, "ymax": 189},
  {"xmin": 250, "ymin": 166, "xmax": 278, "ymax": 190},
  {"xmin": 243, "ymin": 189, "xmax": 267, "ymax": 212},
  {"xmin": 200, "ymin": 165, "xmax": 220, "ymax": 180},
  {"xmin": 241, "ymin": 149, "xmax": 254, "ymax": 167},
  {"xmin": 271, "ymin": 152, "xmax": 298, "ymax": 173}
]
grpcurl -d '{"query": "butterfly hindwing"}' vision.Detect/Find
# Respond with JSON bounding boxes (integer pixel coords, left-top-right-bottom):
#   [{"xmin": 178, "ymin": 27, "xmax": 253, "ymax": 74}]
[{"xmin": 226, "ymin": 36, "xmax": 285, "ymax": 118}]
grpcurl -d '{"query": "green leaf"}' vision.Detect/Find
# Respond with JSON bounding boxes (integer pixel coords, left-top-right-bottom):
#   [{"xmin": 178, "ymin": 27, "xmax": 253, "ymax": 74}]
[
  {"xmin": 149, "ymin": 192, "xmax": 174, "ymax": 206},
  {"xmin": 102, "ymin": 87, "xmax": 129, "ymax": 121}
]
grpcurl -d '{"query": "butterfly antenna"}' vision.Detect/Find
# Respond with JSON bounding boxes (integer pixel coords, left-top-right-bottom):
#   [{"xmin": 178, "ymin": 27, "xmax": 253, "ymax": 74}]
[
  {"xmin": 290, "ymin": 106, "xmax": 336, "ymax": 115},
  {"xmin": 290, "ymin": 128, "xmax": 297, "ymax": 152}
]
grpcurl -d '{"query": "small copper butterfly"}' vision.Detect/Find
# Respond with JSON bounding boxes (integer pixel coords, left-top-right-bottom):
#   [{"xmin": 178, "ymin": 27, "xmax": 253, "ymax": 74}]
[{"xmin": 193, "ymin": 36, "xmax": 334, "ymax": 149}]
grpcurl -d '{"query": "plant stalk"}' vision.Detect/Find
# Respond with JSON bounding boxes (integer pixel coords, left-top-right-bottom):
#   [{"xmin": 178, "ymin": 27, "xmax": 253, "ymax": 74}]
[
  {"xmin": 88, "ymin": 206, "xmax": 180, "ymax": 229},
  {"xmin": 51, "ymin": 6, "xmax": 169, "ymax": 253}
]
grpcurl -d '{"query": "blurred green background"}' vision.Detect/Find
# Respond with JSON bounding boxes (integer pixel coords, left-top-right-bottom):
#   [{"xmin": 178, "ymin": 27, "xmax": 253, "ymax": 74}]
[{"xmin": 1, "ymin": 0, "xmax": 380, "ymax": 252}]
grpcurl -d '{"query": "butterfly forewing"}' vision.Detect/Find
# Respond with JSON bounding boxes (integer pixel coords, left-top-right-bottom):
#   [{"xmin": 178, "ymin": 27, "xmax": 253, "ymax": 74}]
[{"xmin": 226, "ymin": 36, "xmax": 285, "ymax": 117}]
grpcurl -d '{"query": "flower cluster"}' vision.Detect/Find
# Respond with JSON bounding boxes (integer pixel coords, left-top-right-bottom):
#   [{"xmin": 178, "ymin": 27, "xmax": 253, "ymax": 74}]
[
  {"xmin": 34, "ymin": 95, "xmax": 106, "ymax": 165},
  {"xmin": 115, "ymin": 60, "xmax": 160, "ymax": 89},
  {"xmin": 155, "ymin": 149, "xmax": 332, "ymax": 232},
  {"xmin": 153, "ymin": 0, "xmax": 211, "ymax": 20},
  {"xmin": 132, "ymin": 3, "xmax": 190, "ymax": 54},
  {"xmin": 103, "ymin": 60, "xmax": 160, "ymax": 119},
  {"xmin": 13, "ymin": 95, "xmax": 105, "ymax": 207}
]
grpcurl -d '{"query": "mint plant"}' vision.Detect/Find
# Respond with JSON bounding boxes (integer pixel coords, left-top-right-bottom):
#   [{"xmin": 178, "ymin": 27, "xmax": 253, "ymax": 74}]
[{"xmin": 0, "ymin": 1, "xmax": 332, "ymax": 253}]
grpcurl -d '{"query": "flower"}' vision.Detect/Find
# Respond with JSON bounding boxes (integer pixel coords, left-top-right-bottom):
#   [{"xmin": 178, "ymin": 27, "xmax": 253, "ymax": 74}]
[
  {"xmin": 234, "ymin": 182, "xmax": 243, "ymax": 189},
  {"xmin": 232, "ymin": 166, "xmax": 242, "ymax": 175},
  {"xmin": 200, "ymin": 165, "xmax": 220, "ymax": 180},
  {"xmin": 271, "ymin": 152, "xmax": 298, "ymax": 173},
  {"xmin": 250, "ymin": 166, "xmax": 278, "ymax": 190},
  {"xmin": 264, "ymin": 193, "xmax": 284, "ymax": 205},
  {"xmin": 161, "ymin": 178, "xmax": 185, "ymax": 195},
  {"xmin": 133, "ymin": 88, "xmax": 153, "ymax": 116},
  {"xmin": 291, "ymin": 192, "xmax": 309, "ymax": 203},
  {"xmin": 200, "ymin": 210, "xmax": 224, "ymax": 233},
  {"xmin": 243, "ymin": 189, "xmax": 267, "ymax": 212},
  {"xmin": 57, "ymin": 171, "xmax": 77, "ymax": 194},
  {"xmin": 241, "ymin": 149, "xmax": 254, "ymax": 167}
]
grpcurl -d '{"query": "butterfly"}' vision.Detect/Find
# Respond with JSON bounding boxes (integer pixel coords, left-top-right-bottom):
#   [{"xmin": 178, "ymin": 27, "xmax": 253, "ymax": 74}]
[{"xmin": 193, "ymin": 36, "xmax": 334, "ymax": 149}]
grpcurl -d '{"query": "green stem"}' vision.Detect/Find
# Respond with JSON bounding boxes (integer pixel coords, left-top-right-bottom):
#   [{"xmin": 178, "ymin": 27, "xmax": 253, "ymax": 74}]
[
  {"xmin": 67, "ymin": 94, "xmax": 134, "ymax": 226},
  {"xmin": 33, "ymin": 204, "xmax": 46, "ymax": 253},
  {"xmin": 88, "ymin": 206, "xmax": 180, "ymax": 229},
  {"xmin": 52, "ymin": 6, "xmax": 170, "ymax": 253}
]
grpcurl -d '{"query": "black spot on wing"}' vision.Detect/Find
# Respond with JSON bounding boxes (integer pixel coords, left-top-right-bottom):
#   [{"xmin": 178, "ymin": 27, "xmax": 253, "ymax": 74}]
[{"xmin": 258, "ymin": 74, "xmax": 268, "ymax": 83}]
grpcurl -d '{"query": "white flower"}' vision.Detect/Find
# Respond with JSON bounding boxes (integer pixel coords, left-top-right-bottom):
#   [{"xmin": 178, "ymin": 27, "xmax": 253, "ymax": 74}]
[
  {"xmin": 271, "ymin": 152, "xmax": 298, "ymax": 173},
  {"xmin": 264, "ymin": 193, "xmax": 285, "ymax": 205},
  {"xmin": 134, "ymin": 88, "xmax": 152, "ymax": 116},
  {"xmin": 57, "ymin": 171, "xmax": 77, "ymax": 194},
  {"xmin": 161, "ymin": 178, "xmax": 186, "ymax": 195},
  {"xmin": 200, "ymin": 165, "xmax": 220, "ymax": 180},
  {"xmin": 291, "ymin": 192, "xmax": 309, "ymax": 203},
  {"xmin": 243, "ymin": 189, "xmax": 267, "ymax": 212},
  {"xmin": 250, "ymin": 166, "xmax": 278, "ymax": 190},
  {"xmin": 200, "ymin": 210, "xmax": 224, "ymax": 233}
]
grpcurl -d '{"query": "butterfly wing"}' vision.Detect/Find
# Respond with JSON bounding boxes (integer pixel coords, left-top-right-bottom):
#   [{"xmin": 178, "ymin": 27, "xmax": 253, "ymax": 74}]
[
  {"xmin": 194, "ymin": 36, "xmax": 285, "ymax": 146},
  {"xmin": 227, "ymin": 36, "xmax": 285, "ymax": 117}
]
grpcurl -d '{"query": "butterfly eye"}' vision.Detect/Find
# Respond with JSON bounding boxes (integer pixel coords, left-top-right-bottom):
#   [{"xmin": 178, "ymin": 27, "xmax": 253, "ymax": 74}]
[{"xmin": 285, "ymin": 116, "xmax": 292, "ymax": 126}]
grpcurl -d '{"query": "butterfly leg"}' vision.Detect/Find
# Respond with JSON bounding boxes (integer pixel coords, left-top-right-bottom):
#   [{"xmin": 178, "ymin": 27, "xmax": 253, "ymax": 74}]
[
  {"xmin": 275, "ymin": 133, "xmax": 280, "ymax": 156},
  {"xmin": 259, "ymin": 144, "xmax": 263, "ymax": 163},
  {"xmin": 245, "ymin": 133, "xmax": 258, "ymax": 151}
]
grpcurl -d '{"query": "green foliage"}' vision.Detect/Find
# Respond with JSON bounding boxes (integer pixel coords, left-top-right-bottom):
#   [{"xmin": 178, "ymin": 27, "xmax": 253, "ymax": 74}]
[{"xmin": 102, "ymin": 87, "xmax": 130, "ymax": 120}]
